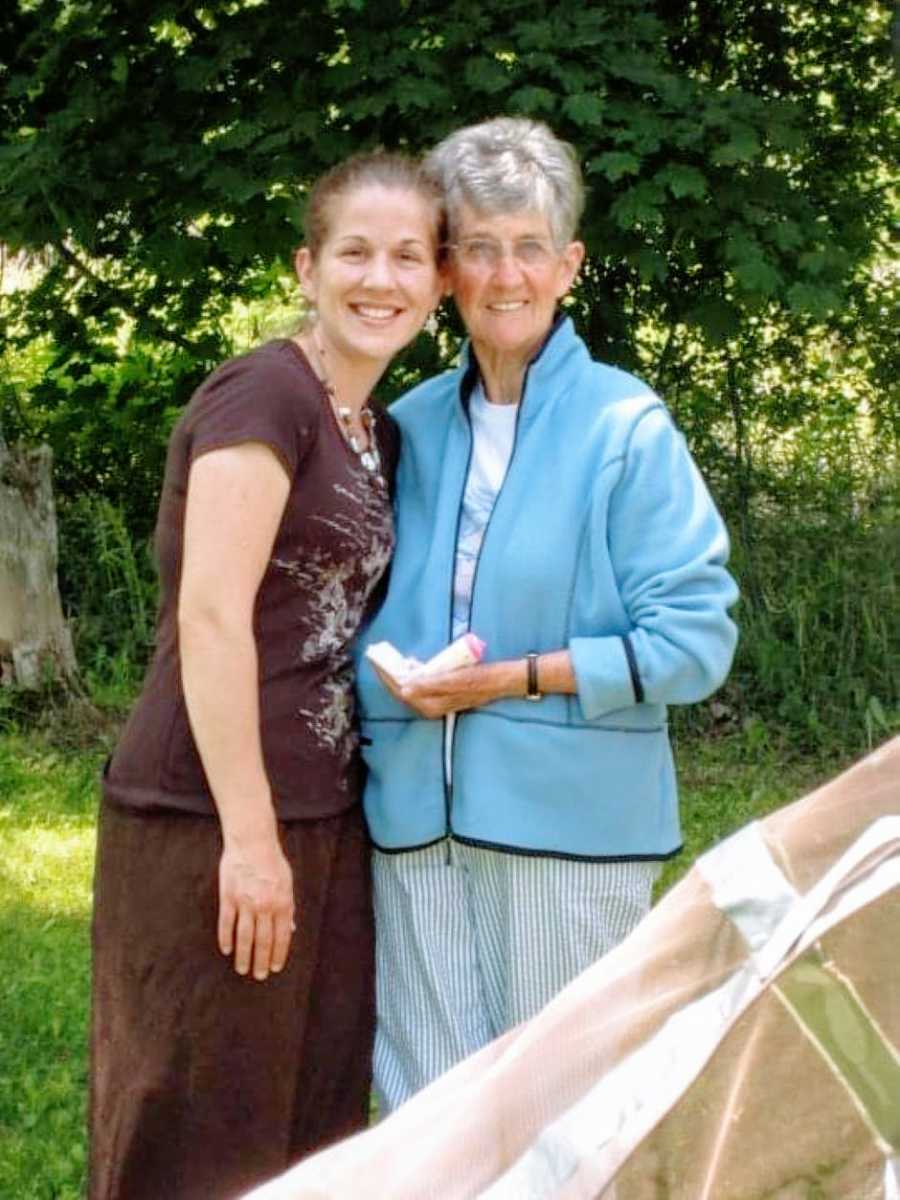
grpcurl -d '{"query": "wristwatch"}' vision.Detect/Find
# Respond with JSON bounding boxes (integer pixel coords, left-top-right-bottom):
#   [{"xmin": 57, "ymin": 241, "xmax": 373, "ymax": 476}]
[{"xmin": 525, "ymin": 652, "xmax": 542, "ymax": 702}]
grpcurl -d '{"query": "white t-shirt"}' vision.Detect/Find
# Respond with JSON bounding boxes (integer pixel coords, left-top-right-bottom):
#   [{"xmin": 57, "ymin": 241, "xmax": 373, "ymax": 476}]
[
  {"xmin": 451, "ymin": 383, "xmax": 519, "ymax": 638},
  {"xmin": 446, "ymin": 382, "xmax": 518, "ymax": 781}
]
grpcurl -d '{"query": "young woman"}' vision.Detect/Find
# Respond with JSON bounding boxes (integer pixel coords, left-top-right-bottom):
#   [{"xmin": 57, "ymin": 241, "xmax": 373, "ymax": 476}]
[{"xmin": 89, "ymin": 152, "xmax": 444, "ymax": 1200}]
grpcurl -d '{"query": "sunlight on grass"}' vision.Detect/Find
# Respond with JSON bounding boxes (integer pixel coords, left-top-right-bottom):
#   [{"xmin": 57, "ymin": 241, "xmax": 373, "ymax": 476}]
[
  {"xmin": 0, "ymin": 827, "xmax": 94, "ymax": 919},
  {"xmin": 0, "ymin": 735, "xmax": 98, "ymax": 1200}
]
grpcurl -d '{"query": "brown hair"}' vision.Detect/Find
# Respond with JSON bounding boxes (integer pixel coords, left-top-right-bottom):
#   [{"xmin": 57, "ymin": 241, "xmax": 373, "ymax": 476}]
[{"xmin": 302, "ymin": 150, "xmax": 445, "ymax": 259}]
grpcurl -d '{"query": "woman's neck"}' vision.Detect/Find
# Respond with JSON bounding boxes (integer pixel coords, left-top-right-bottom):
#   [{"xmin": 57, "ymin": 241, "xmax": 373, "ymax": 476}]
[
  {"xmin": 473, "ymin": 343, "xmax": 532, "ymax": 406},
  {"xmin": 477, "ymin": 361, "xmax": 526, "ymax": 406},
  {"xmin": 295, "ymin": 327, "xmax": 385, "ymax": 417}
]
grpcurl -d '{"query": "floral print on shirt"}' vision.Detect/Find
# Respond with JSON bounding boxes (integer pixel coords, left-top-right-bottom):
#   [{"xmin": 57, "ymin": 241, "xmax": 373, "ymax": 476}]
[{"xmin": 272, "ymin": 463, "xmax": 393, "ymax": 781}]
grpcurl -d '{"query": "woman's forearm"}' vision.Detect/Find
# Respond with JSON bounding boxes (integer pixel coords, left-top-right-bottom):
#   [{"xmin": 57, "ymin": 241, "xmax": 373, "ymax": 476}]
[
  {"xmin": 179, "ymin": 607, "xmax": 278, "ymax": 846},
  {"xmin": 180, "ymin": 605, "xmax": 296, "ymax": 980},
  {"xmin": 177, "ymin": 443, "xmax": 295, "ymax": 980},
  {"xmin": 395, "ymin": 649, "xmax": 578, "ymax": 718},
  {"xmin": 474, "ymin": 650, "xmax": 577, "ymax": 701},
  {"xmin": 527, "ymin": 650, "xmax": 577, "ymax": 697}
]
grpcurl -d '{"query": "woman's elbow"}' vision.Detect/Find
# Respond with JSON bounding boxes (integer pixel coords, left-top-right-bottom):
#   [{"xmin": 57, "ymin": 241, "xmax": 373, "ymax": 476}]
[
  {"xmin": 177, "ymin": 593, "xmax": 251, "ymax": 646},
  {"xmin": 687, "ymin": 618, "xmax": 739, "ymax": 701}
]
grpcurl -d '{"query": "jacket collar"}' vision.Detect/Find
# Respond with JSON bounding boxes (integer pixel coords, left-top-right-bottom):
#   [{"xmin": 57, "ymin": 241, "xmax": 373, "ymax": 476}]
[{"xmin": 456, "ymin": 313, "xmax": 588, "ymax": 426}]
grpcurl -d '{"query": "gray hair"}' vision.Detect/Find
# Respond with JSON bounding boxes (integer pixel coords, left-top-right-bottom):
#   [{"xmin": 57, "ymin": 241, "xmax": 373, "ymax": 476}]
[{"xmin": 423, "ymin": 117, "xmax": 585, "ymax": 248}]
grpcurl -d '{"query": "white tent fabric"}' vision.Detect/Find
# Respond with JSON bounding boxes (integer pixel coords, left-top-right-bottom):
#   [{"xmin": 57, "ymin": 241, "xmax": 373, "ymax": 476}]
[{"xmin": 244, "ymin": 737, "xmax": 900, "ymax": 1200}]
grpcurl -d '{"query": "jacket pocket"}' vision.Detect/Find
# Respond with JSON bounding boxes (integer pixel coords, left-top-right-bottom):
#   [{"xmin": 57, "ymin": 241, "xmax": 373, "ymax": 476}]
[
  {"xmin": 451, "ymin": 714, "xmax": 679, "ymax": 858},
  {"xmin": 359, "ymin": 717, "xmax": 447, "ymax": 849}
]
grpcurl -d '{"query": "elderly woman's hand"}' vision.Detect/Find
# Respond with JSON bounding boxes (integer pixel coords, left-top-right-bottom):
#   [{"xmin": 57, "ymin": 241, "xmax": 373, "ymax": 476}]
[
  {"xmin": 374, "ymin": 659, "xmax": 538, "ymax": 718},
  {"xmin": 373, "ymin": 651, "xmax": 577, "ymax": 718},
  {"xmin": 372, "ymin": 660, "xmax": 469, "ymax": 716},
  {"xmin": 400, "ymin": 664, "xmax": 502, "ymax": 718}
]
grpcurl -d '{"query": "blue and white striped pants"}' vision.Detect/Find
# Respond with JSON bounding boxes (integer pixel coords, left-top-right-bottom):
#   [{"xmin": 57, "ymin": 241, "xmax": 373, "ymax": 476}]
[{"xmin": 373, "ymin": 840, "xmax": 659, "ymax": 1113}]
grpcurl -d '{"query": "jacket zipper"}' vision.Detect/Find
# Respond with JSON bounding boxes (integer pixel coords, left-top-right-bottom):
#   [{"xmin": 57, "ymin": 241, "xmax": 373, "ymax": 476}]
[
  {"xmin": 443, "ymin": 415, "xmax": 473, "ymax": 853},
  {"xmin": 443, "ymin": 365, "xmax": 532, "ymax": 851}
]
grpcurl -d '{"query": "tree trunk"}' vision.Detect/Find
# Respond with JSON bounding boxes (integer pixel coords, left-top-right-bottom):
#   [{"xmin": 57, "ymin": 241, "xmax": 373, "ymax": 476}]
[{"xmin": 0, "ymin": 439, "xmax": 78, "ymax": 688}]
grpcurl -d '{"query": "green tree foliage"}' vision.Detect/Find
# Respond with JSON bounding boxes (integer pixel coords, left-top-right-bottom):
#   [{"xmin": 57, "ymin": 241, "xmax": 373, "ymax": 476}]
[
  {"xmin": 1, "ymin": 0, "xmax": 893, "ymax": 390},
  {"xmin": 0, "ymin": 0, "xmax": 896, "ymax": 747}
]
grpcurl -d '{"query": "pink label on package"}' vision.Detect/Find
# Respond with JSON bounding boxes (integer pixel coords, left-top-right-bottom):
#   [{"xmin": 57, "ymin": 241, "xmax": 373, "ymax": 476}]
[{"xmin": 419, "ymin": 633, "xmax": 487, "ymax": 676}]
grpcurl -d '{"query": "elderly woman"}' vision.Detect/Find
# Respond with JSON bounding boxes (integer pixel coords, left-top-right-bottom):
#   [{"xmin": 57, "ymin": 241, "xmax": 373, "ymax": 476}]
[{"xmin": 356, "ymin": 117, "xmax": 738, "ymax": 1113}]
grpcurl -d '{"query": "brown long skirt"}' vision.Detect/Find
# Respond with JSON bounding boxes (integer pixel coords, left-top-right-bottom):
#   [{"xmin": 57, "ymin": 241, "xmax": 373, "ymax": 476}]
[{"xmin": 89, "ymin": 798, "xmax": 374, "ymax": 1200}]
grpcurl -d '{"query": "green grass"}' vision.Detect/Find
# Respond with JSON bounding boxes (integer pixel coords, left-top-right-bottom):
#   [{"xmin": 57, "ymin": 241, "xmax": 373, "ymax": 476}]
[
  {"xmin": 0, "ymin": 725, "xmax": 857, "ymax": 1198},
  {"xmin": 658, "ymin": 726, "xmax": 831, "ymax": 893},
  {"xmin": 0, "ymin": 736, "xmax": 102, "ymax": 1199}
]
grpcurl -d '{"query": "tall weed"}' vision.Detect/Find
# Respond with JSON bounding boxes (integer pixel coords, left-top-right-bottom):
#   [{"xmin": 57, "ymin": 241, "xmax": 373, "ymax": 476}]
[
  {"xmin": 57, "ymin": 496, "xmax": 157, "ymax": 706},
  {"xmin": 720, "ymin": 482, "xmax": 898, "ymax": 755},
  {"xmin": 54, "ymin": 477, "xmax": 897, "ymax": 754}
]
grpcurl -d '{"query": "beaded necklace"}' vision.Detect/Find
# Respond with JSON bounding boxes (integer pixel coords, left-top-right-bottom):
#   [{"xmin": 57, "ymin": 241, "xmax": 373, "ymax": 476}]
[{"xmin": 307, "ymin": 327, "xmax": 382, "ymax": 474}]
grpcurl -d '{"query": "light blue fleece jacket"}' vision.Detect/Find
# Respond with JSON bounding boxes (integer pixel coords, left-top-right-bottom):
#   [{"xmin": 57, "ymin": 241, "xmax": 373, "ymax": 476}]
[{"xmin": 355, "ymin": 318, "xmax": 738, "ymax": 860}]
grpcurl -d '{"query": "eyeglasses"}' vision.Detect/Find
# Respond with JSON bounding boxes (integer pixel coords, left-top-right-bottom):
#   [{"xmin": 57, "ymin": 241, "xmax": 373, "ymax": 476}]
[{"xmin": 446, "ymin": 237, "xmax": 556, "ymax": 270}]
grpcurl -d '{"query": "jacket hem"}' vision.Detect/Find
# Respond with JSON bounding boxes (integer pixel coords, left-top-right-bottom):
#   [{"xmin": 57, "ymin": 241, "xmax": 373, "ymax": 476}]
[
  {"xmin": 449, "ymin": 709, "xmax": 666, "ymax": 733},
  {"xmin": 371, "ymin": 831, "xmax": 681, "ymax": 863},
  {"xmin": 452, "ymin": 833, "xmax": 681, "ymax": 862},
  {"xmin": 371, "ymin": 834, "xmax": 450, "ymax": 855}
]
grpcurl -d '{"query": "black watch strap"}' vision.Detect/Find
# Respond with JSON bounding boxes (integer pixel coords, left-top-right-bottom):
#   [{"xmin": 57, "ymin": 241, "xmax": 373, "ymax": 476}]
[{"xmin": 525, "ymin": 652, "xmax": 542, "ymax": 701}]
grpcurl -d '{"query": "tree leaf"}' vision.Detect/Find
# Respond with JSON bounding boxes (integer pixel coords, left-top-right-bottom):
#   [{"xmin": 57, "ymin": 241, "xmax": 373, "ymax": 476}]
[
  {"xmin": 787, "ymin": 282, "xmax": 840, "ymax": 320},
  {"xmin": 111, "ymin": 54, "xmax": 129, "ymax": 85},
  {"xmin": 590, "ymin": 150, "xmax": 641, "ymax": 182},
  {"xmin": 711, "ymin": 125, "xmax": 762, "ymax": 165},
  {"xmin": 562, "ymin": 92, "xmax": 605, "ymax": 127},
  {"xmin": 799, "ymin": 250, "xmax": 828, "ymax": 277},
  {"xmin": 635, "ymin": 246, "xmax": 668, "ymax": 283},
  {"xmin": 508, "ymin": 85, "xmax": 557, "ymax": 115},
  {"xmin": 772, "ymin": 220, "xmax": 803, "ymax": 251},
  {"xmin": 685, "ymin": 298, "xmax": 742, "ymax": 345},
  {"xmin": 463, "ymin": 55, "xmax": 509, "ymax": 95},
  {"xmin": 732, "ymin": 253, "xmax": 782, "ymax": 297},
  {"xmin": 655, "ymin": 164, "xmax": 708, "ymax": 199},
  {"xmin": 610, "ymin": 181, "xmax": 665, "ymax": 228}
]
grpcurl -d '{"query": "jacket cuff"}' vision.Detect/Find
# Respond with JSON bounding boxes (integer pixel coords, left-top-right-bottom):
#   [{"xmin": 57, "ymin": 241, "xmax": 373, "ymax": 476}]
[{"xmin": 569, "ymin": 636, "xmax": 639, "ymax": 720}]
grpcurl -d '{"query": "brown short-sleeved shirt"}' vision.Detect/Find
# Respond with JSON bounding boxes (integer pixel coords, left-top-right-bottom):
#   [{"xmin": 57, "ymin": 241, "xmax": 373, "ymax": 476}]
[{"xmin": 104, "ymin": 338, "xmax": 399, "ymax": 820}]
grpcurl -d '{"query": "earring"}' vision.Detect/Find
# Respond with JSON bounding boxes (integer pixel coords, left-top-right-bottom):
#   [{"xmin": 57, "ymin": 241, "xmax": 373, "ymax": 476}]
[{"xmin": 425, "ymin": 308, "xmax": 439, "ymax": 338}]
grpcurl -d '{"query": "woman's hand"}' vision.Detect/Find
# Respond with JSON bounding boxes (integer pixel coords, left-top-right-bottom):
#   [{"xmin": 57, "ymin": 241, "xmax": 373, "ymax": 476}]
[
  {"xmin": 218, "ymin": 827, "xmax": 295, "ymax": 981},
  {"xmin": 374, "ymin": 660, "xmax": 522, "ymax": 719},
  {"xmin": 373, "ymin": 650, "xmax": 578, "ymax": 719}
]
